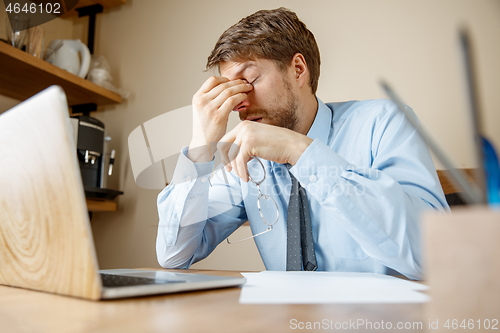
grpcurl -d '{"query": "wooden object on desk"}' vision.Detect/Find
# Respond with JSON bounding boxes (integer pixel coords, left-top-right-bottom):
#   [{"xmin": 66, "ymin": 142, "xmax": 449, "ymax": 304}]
[
  {"xmin": 0, "ymin": 269, "xmax": 423, "ymax": 333},
  {"xmin": 423, "ymin": 207, "xmax": 500, "ymax": 325},
  {"xmin": 0, "ymin": 42, "xmax": 121, "ymax": 106},
  {"xmin": 86, "ymin": 198, "xmax": 117, "ymax": 212},
  {"xmin": 436, "ymin": 168, "xmax": 476, "ymax": 195},
  {"xmin": 0, "ymin": 87, "xmax": 102, "ymax": 300}
]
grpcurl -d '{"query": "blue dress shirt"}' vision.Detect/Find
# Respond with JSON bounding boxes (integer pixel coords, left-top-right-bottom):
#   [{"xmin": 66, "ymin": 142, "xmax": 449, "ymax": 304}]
[{"xmin": 156, "ymin": 98, "xmax": 449, "ymax": 280}]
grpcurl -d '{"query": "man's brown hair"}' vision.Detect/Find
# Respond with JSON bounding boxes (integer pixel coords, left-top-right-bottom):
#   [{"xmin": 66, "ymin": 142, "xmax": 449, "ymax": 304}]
[{"xmin": 206, "ymin": 7, "xmax": 321, "ymax": 94}]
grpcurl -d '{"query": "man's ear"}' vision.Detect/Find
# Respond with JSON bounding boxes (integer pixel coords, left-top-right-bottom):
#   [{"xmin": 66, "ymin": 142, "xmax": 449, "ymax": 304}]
[{"xmin": 291, "ymin": 53, "xmax": 308, "ymax": 88}]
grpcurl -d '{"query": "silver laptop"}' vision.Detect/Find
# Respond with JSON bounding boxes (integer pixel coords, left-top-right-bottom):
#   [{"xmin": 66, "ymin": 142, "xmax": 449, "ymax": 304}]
[{"xmin": 0, "ymin": 86, "xmax": 245, "ymax": 300}]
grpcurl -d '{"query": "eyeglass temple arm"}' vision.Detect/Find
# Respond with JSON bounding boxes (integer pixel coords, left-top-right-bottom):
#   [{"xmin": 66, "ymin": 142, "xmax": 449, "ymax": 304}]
[{"xmin": 226, "ymin": 226, "xmax": 272, "ymax": 244}]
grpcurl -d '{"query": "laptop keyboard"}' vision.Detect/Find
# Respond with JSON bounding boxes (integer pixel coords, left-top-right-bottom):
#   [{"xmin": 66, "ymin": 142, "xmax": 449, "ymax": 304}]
[{"xmin": 100, "ymin": 273, "xmax": 180, "ymax": 288}]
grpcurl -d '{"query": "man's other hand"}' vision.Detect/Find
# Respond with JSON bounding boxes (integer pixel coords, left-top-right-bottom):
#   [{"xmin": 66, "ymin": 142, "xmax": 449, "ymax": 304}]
[{"xmin": 218, "ymin": 121, "xmax": 313, "ymax": 182}]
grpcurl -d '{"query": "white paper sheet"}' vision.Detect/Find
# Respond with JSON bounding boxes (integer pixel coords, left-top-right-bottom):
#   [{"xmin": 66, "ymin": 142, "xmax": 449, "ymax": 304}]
[{"xmin": 239, "ymin": 271, "xmax": 429, "ymax": 304}]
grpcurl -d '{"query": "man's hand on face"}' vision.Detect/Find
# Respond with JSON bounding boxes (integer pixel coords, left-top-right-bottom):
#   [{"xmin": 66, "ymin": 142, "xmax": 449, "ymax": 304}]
[
  {"xmin": 218, "ymin": 121, "xmax": 313, "ymax": 182},
  {"xmin": 188, "ymin": 76, "xmax": 253, "ymax": 162}
]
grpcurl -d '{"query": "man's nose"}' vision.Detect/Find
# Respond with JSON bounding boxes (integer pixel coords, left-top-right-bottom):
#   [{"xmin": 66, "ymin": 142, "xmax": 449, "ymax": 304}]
[{"xmin": 233, "ymin": 99, "xmax": 250, "ymax": 112}]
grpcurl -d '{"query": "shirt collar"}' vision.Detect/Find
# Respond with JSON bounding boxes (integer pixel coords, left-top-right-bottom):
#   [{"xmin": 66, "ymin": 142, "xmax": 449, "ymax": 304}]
[{"xmin": 306, "ymin": 97, "xmax": 333, "ymax": 144}]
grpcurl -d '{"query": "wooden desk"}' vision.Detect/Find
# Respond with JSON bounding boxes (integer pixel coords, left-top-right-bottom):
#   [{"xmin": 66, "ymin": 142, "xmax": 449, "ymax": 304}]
[{"xmin": 0, "ymin": 269, "xmax": 424, "ymax": 333}]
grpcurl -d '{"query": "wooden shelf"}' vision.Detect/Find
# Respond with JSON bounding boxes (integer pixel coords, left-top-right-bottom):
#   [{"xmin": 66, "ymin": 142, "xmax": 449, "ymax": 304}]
[
  {"xmin": 0, "ymin": 42, "xmax": 121, "ymax": 106},
  {"xmin": 74, "ymin": 0, "xmax": 126, "ymax": 9},
  {"xmin": 1, "ymin": 4, "xmax": 124, "ymax": 214},
  {"xmin": 62, "ymin": 0, "xmax": 126, "ymax": 17},
  {"xmin": 86, "ymin": 198, "xmax": 117, "ymax": 212}
]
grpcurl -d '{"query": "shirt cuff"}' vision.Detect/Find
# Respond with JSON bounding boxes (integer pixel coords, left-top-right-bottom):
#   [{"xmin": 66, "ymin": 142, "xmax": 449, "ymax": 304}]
[
  {"xmin": 170, "ymin": 147, "xmax": 214, "ymax": 193},
  {"xmin": 289, "ymin": 139, "xmax": 353, "ymax": 200}
]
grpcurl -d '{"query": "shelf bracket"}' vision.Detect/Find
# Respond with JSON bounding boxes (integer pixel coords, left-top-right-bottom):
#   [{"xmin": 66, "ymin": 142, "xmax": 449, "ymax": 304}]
[
  {"xmin": 72, "ymin": 103, "xmax": 98, "ymax": 116},
  {"xmin": 76, "ymin": 4, "xmax": 104, "ymax": 54}
]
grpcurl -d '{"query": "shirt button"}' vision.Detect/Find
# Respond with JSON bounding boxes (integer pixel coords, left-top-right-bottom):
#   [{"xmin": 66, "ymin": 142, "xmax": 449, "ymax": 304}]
[
  {"xmin": 185, "ymin": 176, "xmax": 192, "ymax": 182},
  {"xmin": 201, "ymin": 177, "xmax": 207, "ymax": 183},
  {"xmin": 309, "ymin": 175, "xmax": 317, "ymax": 182}
]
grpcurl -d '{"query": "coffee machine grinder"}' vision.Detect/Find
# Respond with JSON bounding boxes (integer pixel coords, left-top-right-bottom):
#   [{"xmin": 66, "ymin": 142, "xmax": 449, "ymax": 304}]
[{"xmin": 71, "ymin": 115, "xmax": 123, "ymax": 200}]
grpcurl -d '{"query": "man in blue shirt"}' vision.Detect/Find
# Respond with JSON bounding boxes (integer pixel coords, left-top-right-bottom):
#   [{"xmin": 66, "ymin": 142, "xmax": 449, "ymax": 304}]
[{"xmin": 156, "ymin": 8, "xmax": 448, "ymax": 280}]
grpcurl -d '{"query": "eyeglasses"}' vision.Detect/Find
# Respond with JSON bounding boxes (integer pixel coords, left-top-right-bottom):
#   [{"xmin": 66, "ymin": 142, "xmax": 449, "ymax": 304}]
[{"xmin": 227, "ymin": 157, "xmax": 279, "ymax": 244}]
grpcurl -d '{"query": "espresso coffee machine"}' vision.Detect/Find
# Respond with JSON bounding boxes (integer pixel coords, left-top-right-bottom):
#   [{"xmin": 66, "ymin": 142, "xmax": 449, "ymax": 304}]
[{"xmin": 71, "ymin": 115, "xmax": 123, "ymax": 200}]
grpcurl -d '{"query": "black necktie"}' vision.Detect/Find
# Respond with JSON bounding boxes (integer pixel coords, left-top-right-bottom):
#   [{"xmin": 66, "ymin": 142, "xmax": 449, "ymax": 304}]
[{"xmin": 286, "ymin": 164, "xmax": 318, "ymax": 271}]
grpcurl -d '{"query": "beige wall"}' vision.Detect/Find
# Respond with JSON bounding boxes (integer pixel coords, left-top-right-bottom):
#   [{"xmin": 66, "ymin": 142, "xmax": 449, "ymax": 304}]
[{"xmin": 1, "ymin": 0, "xmax": 499, "ymax": 271}]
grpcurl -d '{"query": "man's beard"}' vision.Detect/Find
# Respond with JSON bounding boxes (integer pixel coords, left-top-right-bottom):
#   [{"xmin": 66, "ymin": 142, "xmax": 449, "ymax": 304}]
[{"xmin": 239, "ymin": 79, "xmax": 299, "ymax": 131}]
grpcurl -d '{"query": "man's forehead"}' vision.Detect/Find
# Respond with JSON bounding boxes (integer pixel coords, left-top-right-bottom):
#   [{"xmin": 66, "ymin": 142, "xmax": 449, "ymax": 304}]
[{"xmin": 219, "ymin": 60, "xmax": 259, "ymax": 76}]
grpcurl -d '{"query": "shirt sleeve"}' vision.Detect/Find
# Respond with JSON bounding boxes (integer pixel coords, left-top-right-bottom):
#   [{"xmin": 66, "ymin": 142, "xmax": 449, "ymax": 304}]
[
  {"xmin": 156, "ymin": 147, "xmax": 247, "ymax": 269},
  {"xmin": 290, "ymin": 105, "xmax": 449, "ymax": 280}
]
